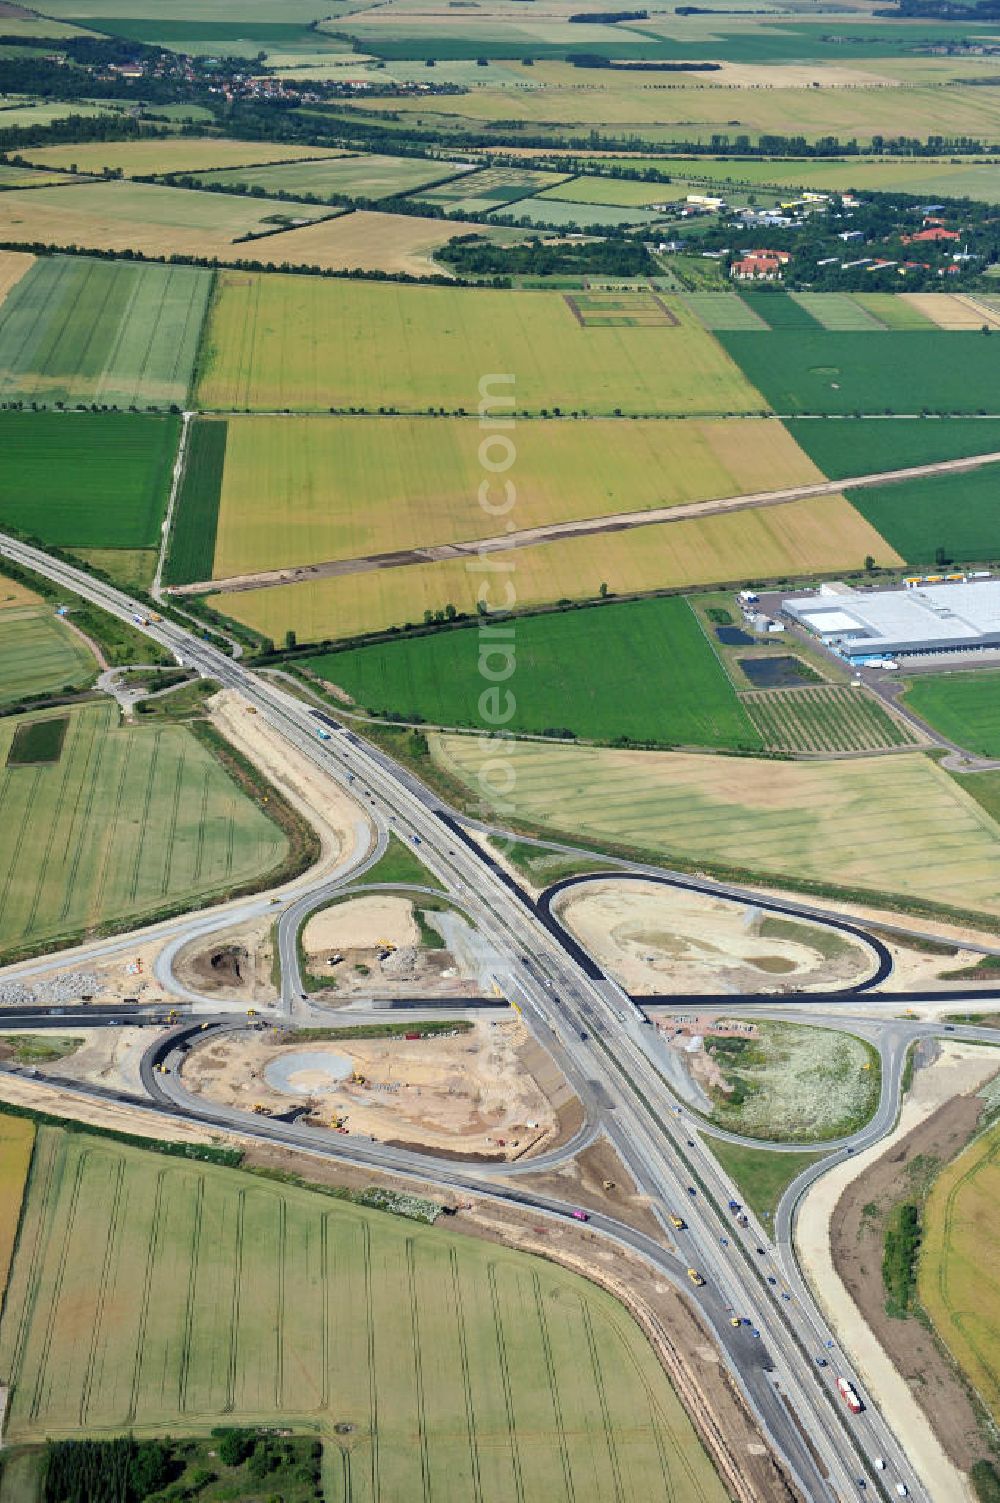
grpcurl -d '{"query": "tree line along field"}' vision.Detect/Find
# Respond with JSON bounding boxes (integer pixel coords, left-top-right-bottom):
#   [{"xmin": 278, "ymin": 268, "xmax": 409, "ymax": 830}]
[
  {"xmin": 430, "ymin": 735, "xmax": 1000, "ymax": 919},
  {"xmin": 918, "ymin": 1118, "xmax": 1000, "ymax": 1424},
  {"xmin": 902, "ymin": 672, "xmax": 1000, "ymax": 759},
  {"xmin": 196, "ymin": 414, "xmax": 825, "ymax": 580},
  {"xmin": 0, "ymin": 255, "xmax": 212, "ymax": 409},
  {"xmin": 742, "ymin": 685, "xmax": 917, "ymax": 755},
  {"xmin": 308, "ymin": 596, "xmax": 763, "ymax": 751},
  {"xmin": 0, "ymin": 605, "xmax": 98, "ymax": 708},
  {"xmin": 211, "ymin": 494, "xmax": 899, "ymax": 645},
  {"xmin": 195, "ymin": 272, "xmax": 767, "ymax": 415},
  {"xmin": 0, "ymin": 702, "xmax": 288, "ymax": 957},
  {"xmin": 0, "ymin": 412, "xmax": 179, "ymax": 552},
  {"xmin": 716, "ymin": 330, "xmax": 1000, "ymax": 416},
  {"xmin": 0, "ymin": 1124, "xmax": 729, "ymax": 1503}
]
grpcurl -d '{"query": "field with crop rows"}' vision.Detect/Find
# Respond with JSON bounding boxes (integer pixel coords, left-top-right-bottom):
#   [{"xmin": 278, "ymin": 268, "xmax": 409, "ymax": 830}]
[
  {"xmin": 783, "ymin": 416, "xmax": 1000, "ymax": 481},
  {"xmin": 718, "ymin": 330, "xmax": 1000, "ymax": 415},
  {"xmin": 308, "ymin": 596, "xmax": 763, "ymax": 749},
  {"xmin": 213, "ymin": 494, "xmax": 898, "ymax": 644},
  {"xmin": 903, "ymin": 671, "xmax": 1000, "ymax": 758},
  {"xmin": 743, "ymin": 685, "xmax": 917, "ymax": 753},
  {"xmin": 0, "ymin": 607, "xmax": 97, "ymax": 707},
  {"xmin": 680, "ymin": 293, "xmax": 767, "ymax": 331},
  {"xmin": 431, "ymin": 735, "xmax": 1000, "ymax": 917},
  {"xmin": 414, "ymin": 163, "xmax": 565, "ymax": 211},
  {"xmin": 0, "ymin": 702, "xmax": 288, "ymax": 954},
  {"xmin": 193, "ymin": 151, "xmax": 456, "ymax": 201},
  {"xmin": 0, "ymin": 1116, "xmax": 34, "ymax": 1300},
  {"xmin": 919, "ymin": 1119, "xmax": 1000, "ymax": 1422},
  {"xmin": 22, "ymin": 137, "xmax": 329, "ymax": 177},
  {"xmin": 0, "ymin": 256, "xmax": 211, "ymax": 408},
  {"xmin": 196, "ymin": 271, "xmax": 766, "ymax": 414},
  {"xmin": 206, "ymin": 414, "xmax": 824, "ymax": 578},
  {"xmin": 164, "ymin": 419, "xmax": 227, "ymax": 586},
  {"xmin": 850, "ymin": 294, "xmax": 935, "ymax": 330},
  {"xmin": 0, "ymin": 179, "xmax": 335, "ymax": 261},
  {"xmin": 847, "ymin": 465, "xmax": 1000, "ymax": 565},
  {"xmin": 0, "ymin": 412, "xmax": 179, "ymax": 549},
  {"xmin": 790, "ymin": 294, "xmax": 886, "ymax": 331},
  {"xmin": 490, "ymin": 197, "xmax": 661, "ymax": 229},
  {"xmin": 706, "ymin": 1021, "xmax": 879, "ymax": 1142},
  {"xmin": 0, "ymin": 1125, "xmax": 729, "ymax": 1503}
]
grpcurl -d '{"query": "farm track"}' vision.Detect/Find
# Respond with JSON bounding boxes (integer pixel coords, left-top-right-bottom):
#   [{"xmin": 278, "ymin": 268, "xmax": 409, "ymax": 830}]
[{"xmin": 185, "ymin": 445, "xmax": 1000, "ymax": 597}]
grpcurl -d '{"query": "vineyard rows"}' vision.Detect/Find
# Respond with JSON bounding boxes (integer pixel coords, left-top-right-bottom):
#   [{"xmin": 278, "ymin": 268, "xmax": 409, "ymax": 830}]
[{"xmin": 743, "ymin": 686, "xmax": 918, "ymax": 754}]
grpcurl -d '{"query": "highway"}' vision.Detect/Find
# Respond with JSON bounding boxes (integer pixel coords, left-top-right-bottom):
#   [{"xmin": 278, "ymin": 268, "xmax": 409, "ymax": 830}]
[{"xmin": 0, "ymin": 530, "xmax": 954, "ymax": 1503}]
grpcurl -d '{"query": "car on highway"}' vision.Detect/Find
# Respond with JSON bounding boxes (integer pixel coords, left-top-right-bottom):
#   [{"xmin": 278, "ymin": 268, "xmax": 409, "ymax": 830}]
[
  {"xmin": 816, "ymin": 1356, "xmax": 828, "ymax": 1367},
  {"xmin": 729, "ymin": 1316, "xmax": 741, "ymax": 1327},
  {"xmin": 686, "ymin": 1186, "xmax": 697, "ymax": 1196},
  {"xmin": 570, "ymin": 1210, "xmax": 590, "ymax": 1222},
  {"xmin": 767, "ymin": 1275, "xmax": 777, "ymax": 1285}
]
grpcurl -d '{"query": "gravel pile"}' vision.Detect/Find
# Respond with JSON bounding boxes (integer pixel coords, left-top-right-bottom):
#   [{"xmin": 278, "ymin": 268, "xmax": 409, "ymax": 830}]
[{"xmin": 0, "ymin": 972, "xmax": 102, "ymax": 1007}]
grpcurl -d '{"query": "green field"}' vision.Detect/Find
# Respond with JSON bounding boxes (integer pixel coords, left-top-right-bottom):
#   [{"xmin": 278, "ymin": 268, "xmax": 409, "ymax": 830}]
[
  {"xmin": 192, "ymin": 152, "xmax": 456, "ymax": 202},
  {"xmin": 706, "ymin": 1140, "xmax": 824, "ymax": 1224},
  {"xmin": 163, "ymin": 419, "xmax": 227, "ymax": 586},
  {"xmin": 0, "ymin": 607, "xmax": 97, "ymax": 707},
  {"xmin": 0, "ymin": 412, "xmax": 179, "ymax": 550},
  {"xmin": 851, "ymin": 294, "xmax": 936, "ymax": 331},
  {"xmin": 0, "ymin": 1122, "xmax": 730, "ymax": 1503},
  {"xmin": 737, "ymin": 293, "xmax": 822, "ymax": 332},
  {"xmin": 847, "ymin": 465, "xmax": 1000, "ymax": 565},
  {"xmin": 743, "ymin": 685, "xmax": 916, "ymax": 754},
  {"xmin": 783, "ymin": 417, "xmax": 1000, "ymax": 481},
  {"xmin": 0, "ymin": 702, "xmax": 289, "ymax": 956},
  {"xmin": 431, "ymin": 736, "xmax": 1000, "ymax": 918},
  {"xmin": 308, "ymin": 596, "xmax": 763, "ymax": 750},
  {"xmin": 203, "ymin": 413, "xmax": 822, "ymax": 579},
  {"xmin": 0, "ymin": 255, "xmax": 212, "ymax": 408},
  {"xmin": 196, "ymin": 272, "xmax": 766, "ymax": 415},
  {"xmin": 540, "ymin": 175, "xmax": 686, "ymax": 208},
  {"xmin": 903, "ymin": 672, "xmax": 1000, "ymax": 758},
  {"xmin": 718, "ymin": 331, "xmax": 1000, "ymax": 416},
  {"xmin": 489, "ymin": 196, "xmax": 661, "ymax": 229}
]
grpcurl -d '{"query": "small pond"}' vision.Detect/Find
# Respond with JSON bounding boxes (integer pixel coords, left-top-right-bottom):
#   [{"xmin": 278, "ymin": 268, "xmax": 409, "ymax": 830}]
[
  {"xmin": 716, "ymin": 626, "xmax": 754, "ymax": 646},
  {"xmin": 739, "ymin": 655, "xmax": 818, "ymax": 689}
]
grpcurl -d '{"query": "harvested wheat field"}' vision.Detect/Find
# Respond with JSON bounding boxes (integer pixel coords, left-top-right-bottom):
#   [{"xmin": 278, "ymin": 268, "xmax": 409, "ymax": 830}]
[
  {"xmin": 432, "ymin": 737, "xmax": 1000, "ymax": 919},
  {"xmin": 22, "ymin": 137, "xmax": 329, "ymax": 178},
  {"xmin": 213, "ymin": 494, "xmax": 899, "ymax": 643},
  {"xmin": 256, "ymin": 208, "xmax": 487, "ymax": 277},
  {"xmin": 0, "ymin": 1114, "xmax": 34, "ymax": 1298},
  {"xmin": 902, "ymin": 294, "xmax": 1000, "ymax": 331},
  {"xmin": 0, "ymin": 250, "xmax": 33, "ymax": 306}
]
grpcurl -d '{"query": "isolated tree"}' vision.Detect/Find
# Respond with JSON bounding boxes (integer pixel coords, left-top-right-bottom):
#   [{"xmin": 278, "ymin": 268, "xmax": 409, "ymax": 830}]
[{"xmin": 864, "ymin": 554, "xmax": 876, "ymax": 573}]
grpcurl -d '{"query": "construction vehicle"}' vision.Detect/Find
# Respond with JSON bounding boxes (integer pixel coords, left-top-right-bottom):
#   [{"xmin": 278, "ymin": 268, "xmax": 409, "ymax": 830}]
[
  {"xmin": 669, "ymin": 1214, "xmax": 687, "ymax": 1230},
  {"xmin": 166, "ymin": 1009, "xmax": 179, "ymax": 1023},
  {"xmin": 246, "ymin": 706, "xmax": 258, "ymax": 715},
  {"xmin": 837, "ymin": 1377, "xmax": 864, "ymax": 1414},
  {"xmin": 149, "ymin": 612, "xmax": 163, "ymax": 623},
  {"xmin": 601, "ymin": 1179, "xmax": 615, "ymax": 1191},
  {"xmin": 729, "ymin": 1316, "xmax": 741, "ymax": 1328},
  {"xmin": 687, "ymin": 1268, "xmax": 706, "ymax": 1287},
  {"xmin": 251, "ymin": 1103, "xmax": 273, "ymax": 1116},
  {"xmin": 351, "ymin": 1071, "xmax": 366, "ymax": 1086},
  {"xmin": 247, "ymin": 1008, "xmax": 258, "ymax": 1018},
  {"xmin": 200, "ymin": 1021, "xmax": 211, "ymax": 1030}
]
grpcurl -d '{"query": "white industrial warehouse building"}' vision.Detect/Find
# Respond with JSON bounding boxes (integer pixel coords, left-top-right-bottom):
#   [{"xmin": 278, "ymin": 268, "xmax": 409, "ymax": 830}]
[{"xmin": 783, "ymin": 578, "xmax": 1000, "ymax": 664}]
